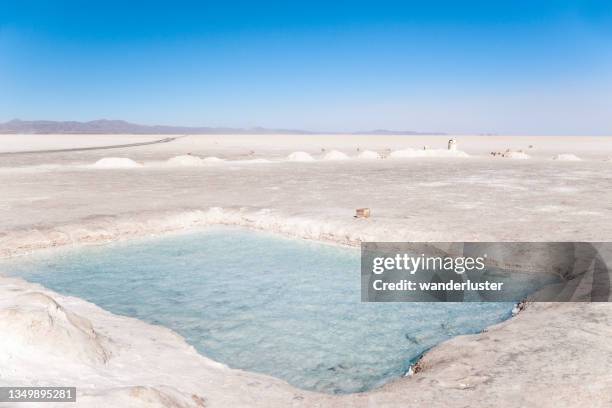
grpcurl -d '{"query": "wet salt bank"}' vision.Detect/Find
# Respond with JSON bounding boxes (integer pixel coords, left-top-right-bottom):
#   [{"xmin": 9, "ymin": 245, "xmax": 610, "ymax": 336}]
[{"xmin": 1, "ymin": 227, "xmax": 512, "ymax": 394}]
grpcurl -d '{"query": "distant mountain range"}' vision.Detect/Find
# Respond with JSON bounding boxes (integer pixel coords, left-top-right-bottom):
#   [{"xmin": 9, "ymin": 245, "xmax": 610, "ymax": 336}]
[{"xmin": 0, "ymin": 119, "xmax": 444, "ymax": 135}]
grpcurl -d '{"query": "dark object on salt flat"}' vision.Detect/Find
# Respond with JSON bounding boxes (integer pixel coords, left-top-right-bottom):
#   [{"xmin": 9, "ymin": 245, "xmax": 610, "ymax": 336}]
[{"xmin": 355, "ymin": 208, "xmax": 371, "ymax": 218}]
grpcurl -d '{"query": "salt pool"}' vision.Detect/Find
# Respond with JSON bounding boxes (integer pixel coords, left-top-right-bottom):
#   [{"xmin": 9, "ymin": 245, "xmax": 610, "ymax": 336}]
[{"xmin": 1, "ymin": 228, "xmax": 512, "ymax": 394}]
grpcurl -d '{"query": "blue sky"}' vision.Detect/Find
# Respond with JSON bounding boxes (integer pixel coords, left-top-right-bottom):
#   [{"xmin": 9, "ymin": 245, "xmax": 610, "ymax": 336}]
[{"xmin": 1, "ymin": 0, "xmax": 611, "ymax": 134}]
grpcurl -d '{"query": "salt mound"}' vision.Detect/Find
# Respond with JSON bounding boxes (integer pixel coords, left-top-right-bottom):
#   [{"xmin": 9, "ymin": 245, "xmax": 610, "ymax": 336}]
[
  {"xmin": 390, "ymin": 148, "xmax": 469, "ymax": 158},
  {"xmin": 287, "ymin": 151, "xmax": 315, "ymax": 162},
  {"xmin": 0, "ymin": 292, "xmax": 113, "ymax": 364},
  {"xmin": 357, "ymin": 150, "xmax": 381, "ymax": 159},
  {"xmin": 503, "ymin": 151, "xmax": 531, "ymax": 159},
  {"xmin": 166, "ymin": 155, "xmax": 204, "ymax": 166},
  {"xmin": 202, "ymin": 156, "xmax": 225, "ymax": 164},
  {"xmin": 93, "ymin": 157, "xmax": 142, "ymax": 168},
  {"xmin": 552, "ymin": 153, "xmax": 581, "ymax": 161},
  {"xmin": 322, "ymin": 150, "xmax": 350, "ymax": 161}
]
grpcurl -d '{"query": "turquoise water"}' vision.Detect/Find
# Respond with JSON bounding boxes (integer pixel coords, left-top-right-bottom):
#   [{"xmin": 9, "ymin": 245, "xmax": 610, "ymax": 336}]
[{"xmin": 1, "ymin": 228, "xmax": 512, "ymax": 394}]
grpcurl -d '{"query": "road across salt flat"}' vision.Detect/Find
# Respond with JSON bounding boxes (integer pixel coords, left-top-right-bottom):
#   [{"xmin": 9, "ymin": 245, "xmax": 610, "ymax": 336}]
[{"xmin": 0, "ymin": 136, "xmax": 181, "ymax": 156}]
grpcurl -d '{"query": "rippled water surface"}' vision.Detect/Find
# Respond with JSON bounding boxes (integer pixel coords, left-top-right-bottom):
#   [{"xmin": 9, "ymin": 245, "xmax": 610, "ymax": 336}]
[{"xmin": 2, "ymin": 228, "xmax": 512, "ymax": 393}]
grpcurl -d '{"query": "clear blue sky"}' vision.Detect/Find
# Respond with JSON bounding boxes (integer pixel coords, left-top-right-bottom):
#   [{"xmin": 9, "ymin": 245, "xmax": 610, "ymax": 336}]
[{"xmin": 1, "ymin": 0, "xmax": 611, "ymax": 134}]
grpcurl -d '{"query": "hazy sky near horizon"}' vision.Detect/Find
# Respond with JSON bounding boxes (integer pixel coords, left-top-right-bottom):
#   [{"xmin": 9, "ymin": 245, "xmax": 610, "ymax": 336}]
[{"xmin": 1, "ymin": 1, "xmax": 611, "ymax": 135}]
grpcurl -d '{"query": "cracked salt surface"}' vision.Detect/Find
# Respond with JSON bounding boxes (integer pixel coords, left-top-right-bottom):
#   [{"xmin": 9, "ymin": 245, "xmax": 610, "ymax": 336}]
[{"xmin": 1, "ymin": 227, "xmax": 512, "ymax": 394}]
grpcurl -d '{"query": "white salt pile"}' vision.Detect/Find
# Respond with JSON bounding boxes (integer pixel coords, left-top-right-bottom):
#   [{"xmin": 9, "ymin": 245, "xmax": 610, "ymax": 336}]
[
  {"xmin": 92, "ymin": 157, "xmax": 142, "ymax": 168},
  {"xmin": 390, "ymin": 148, "xmax": 469, "ymax": 158},
  {"xmin": 286, "ymin": 151, "xmax": 316, "ymax": 162},
  {"xmin": 502, "ymin": 151, "xmax": 531, "ymax": 159},
  {"xmin": 166, "ymin": 155, "xmax": 204, "ymax": 166},
  {"xmin": 356, "ymin": 150, "xmax": 381, "ymax": 159},
  {"xmin": 552, "ymin": 154, "xmax": 581, "ymax": 161},
  {"xmin": 202, "ymin": 156, "xmax": 226, "ymax": 164},
  {"xmin": 322, "ymin": 150, "xmax": 350, "ymax": 161}
]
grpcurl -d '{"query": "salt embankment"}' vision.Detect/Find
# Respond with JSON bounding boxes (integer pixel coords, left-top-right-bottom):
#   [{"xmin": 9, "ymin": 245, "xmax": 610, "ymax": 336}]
[
  {"xmin": 0, "ymin": 290, "xmax": 114, "ymax": 365},
  {"xmin": 1, "ymin": 207, "xmax": 603, "ymax": 277},
  {"xmin": 0, "ymin": 208, "xmax": 367, "ymax": 259}
]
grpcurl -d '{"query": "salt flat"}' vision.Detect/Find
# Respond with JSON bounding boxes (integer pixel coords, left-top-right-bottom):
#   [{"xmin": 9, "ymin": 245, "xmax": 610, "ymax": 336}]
[
  {"xmin": 1, "ymin": 134, "xmax": 611, "ymax": 407},
  {"xmin": 1, "ymin": 134, "xmax": 612, "ymax": 250}
]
